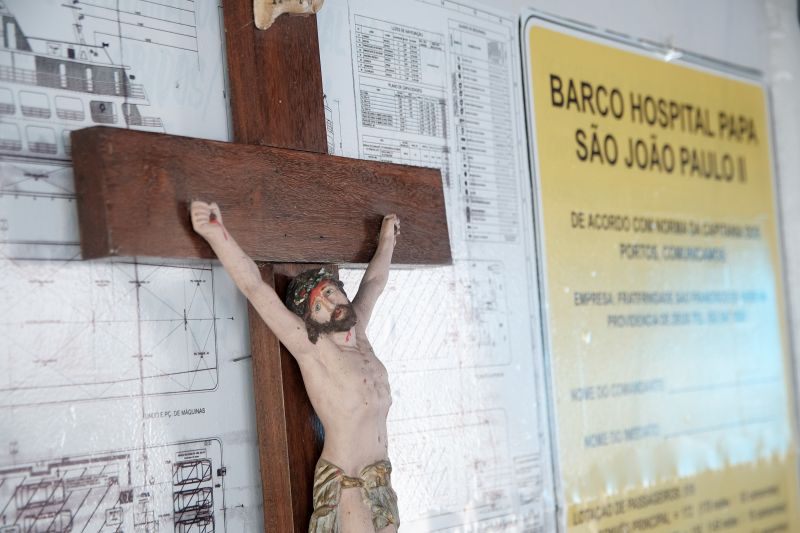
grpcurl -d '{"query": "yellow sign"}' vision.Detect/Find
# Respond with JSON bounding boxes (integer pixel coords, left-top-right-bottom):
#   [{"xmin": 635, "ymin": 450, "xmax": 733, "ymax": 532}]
[{"xmin": 524, "ymin": 18, "xmax": 798, "ymax": 532}]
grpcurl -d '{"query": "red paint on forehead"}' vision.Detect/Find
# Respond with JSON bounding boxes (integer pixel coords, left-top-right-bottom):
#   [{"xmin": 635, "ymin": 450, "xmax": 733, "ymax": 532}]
[{"xmin": 309, "ymin": 279, "xmax": 334, "ymax": 308}]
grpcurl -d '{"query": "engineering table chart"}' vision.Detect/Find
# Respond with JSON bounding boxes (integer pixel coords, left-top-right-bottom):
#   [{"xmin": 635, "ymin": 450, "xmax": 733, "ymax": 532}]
[
  {"xmin": 450, "ymin": 21, "xmax": 520, "ymax": 244},
  {"xmin": 355, "ymin": 17, "xmax": 448, "ymax": 141},
  {"xmin": 320, "ymin": 0, "xmax": 555, "ymax": 529},
  {"xmin": 361, "ymin": 135, "xmax": 449, "ymax": 181},
  {"xmin": 355, "ymin": 17, "xmax": 442, "ymax": 84},
  {"xmin": 351, "ymin": 11, "xmax": 523, "ymax": 245},
  {"xmin": 359, "ymin": 83, "xmax": 447, "ymax": 137}
]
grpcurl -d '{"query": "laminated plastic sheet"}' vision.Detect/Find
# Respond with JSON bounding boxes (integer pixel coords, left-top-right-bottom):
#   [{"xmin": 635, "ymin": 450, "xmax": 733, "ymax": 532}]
[
  {"xmin": 0, "ymin": 0, "xmax": 557, "ymax": 531},
  {"xmin": 3, "ymin": 0, "xmax": 797, "ymax": 532},
  {"xmin": 0, "ymin": 1, "xmax": 265, "ymax": 530},
  {"xmin": 320, "ymin": 0, "xmax": 556, "ymax": 529},
  {"xmin": 522, "ymin": 12, "xmax": 799, "ymax": 532}
]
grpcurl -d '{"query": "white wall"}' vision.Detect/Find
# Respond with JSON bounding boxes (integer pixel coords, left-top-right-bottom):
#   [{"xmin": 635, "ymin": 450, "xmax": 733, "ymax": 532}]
[{"xmin": 767, "ymin": 0, "xmax": 800, "ymax": 403}]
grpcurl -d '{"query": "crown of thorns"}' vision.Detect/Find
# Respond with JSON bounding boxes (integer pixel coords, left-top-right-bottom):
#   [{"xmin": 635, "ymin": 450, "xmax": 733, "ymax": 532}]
[{"xmin": 286, "ymin": 267, "xmax": 339, "ymax": 317}]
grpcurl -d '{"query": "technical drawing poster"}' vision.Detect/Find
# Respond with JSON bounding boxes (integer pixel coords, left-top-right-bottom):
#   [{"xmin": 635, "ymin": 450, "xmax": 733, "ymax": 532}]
[
  {"xmin": 523, "ymin": 15, "xmax": 799, "ymax": 532},
  {"xmin": 0, "ymin": 0, "xmax": 230, "ymax": 259},
  {"xmin": 0, "ymin": 439, "xmax": 226, "ymax": 532},
  {"xmin": 0, "ymin": 255, "xmax": 265, "ymax": 532},
  {"xmin": 1, "ymin": 0, "xmax": 557, "ymax": 532},
  {"xmin": 0, "ymin": 1, "xmax": 265, "ymax": 531},
  {"xmin": 320, "ymin": 1, "xmax": 557, "ymax": 530}
]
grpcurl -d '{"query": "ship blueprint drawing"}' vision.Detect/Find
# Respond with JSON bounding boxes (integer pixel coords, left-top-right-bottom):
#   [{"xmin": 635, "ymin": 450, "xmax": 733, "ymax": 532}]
[
  {"xmin": 0, "ymin": 2, "xmax": 263, "ymax": 532},
  {"xmin": 0, "ymin": 0, "xmax": 229, "ymax": 259},
  {"xmin": 0, "ymin": 259, "xmax": 225, "ymax": 408},
  {"xmin": 0, "ymin": 0, "xmax": 164, "ymax": 159},
  {"xmin": 1, "ymin": 1, "xmax": 557, "ymax": 532},
  {"xmin": 0, "ymin": 439, "xmax": 224, "ymax": 533}
]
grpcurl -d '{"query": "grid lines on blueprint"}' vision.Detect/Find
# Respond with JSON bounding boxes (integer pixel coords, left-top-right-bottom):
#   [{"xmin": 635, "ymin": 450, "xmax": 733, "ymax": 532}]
[{"xmin": 0, "ymin": 258, "xmax": 228, "ymax": 408}]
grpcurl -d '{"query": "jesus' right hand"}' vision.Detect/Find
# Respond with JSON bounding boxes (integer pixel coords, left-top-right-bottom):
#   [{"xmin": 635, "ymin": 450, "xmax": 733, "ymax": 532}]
[{"xmin": 190, "ymin": 200, "xmax": 227, "ymax": 243}]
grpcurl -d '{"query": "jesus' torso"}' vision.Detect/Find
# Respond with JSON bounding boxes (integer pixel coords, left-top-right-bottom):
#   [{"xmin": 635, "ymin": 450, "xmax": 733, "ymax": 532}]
[{"xmin": 299, "ymin": 326, "xmax": 392, "ymax": 476}]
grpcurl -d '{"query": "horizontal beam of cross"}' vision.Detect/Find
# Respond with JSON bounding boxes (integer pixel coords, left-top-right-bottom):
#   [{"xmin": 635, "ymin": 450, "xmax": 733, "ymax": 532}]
[{"xmin": 71, "ymin": 127, "xmax": 451, "ymax": 265}]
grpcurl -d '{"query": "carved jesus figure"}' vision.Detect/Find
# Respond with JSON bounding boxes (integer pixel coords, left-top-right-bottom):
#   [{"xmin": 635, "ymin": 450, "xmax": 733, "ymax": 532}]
[{"xmin": 191, "ymin": 201, "xmax": 399, "ymax": 533}]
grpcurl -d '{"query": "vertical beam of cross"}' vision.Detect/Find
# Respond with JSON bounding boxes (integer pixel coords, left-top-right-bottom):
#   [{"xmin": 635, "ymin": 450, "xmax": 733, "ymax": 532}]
[{"xmin": 222, "ymin": 5, "xmax": 328, "ymax": 531}]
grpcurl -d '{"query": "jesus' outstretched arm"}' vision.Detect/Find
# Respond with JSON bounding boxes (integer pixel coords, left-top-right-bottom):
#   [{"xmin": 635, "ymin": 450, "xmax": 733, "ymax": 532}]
[
  {"xmin": 353, "ymin": 214, "xmax": 400, "ymax": 328},
  {"xmin": 189, "ymin": 200, "xmax": 316, "ymax": 358}
]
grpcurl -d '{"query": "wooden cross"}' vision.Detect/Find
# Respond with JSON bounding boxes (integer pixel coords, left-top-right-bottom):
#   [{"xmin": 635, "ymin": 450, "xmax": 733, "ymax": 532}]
[{"xmin": 69, "ymin": 3, "xmax": 451, "ymax": 532}]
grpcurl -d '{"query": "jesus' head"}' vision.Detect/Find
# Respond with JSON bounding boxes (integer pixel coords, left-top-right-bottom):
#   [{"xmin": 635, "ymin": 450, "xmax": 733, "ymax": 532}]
[{"xmin": 286, "ymin": 267, "xmax": 357, "ymax": 343}]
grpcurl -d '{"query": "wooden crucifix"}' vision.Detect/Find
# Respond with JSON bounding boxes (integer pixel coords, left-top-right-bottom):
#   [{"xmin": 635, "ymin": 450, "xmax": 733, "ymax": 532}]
[{"xmin": 69, "ymin": 2, "xmax": 451, "ymax": 532}]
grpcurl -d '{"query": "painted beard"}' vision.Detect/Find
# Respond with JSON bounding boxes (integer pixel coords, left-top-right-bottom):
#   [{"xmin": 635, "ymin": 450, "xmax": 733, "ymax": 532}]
[{"xmin": 304, "ymin": 303, "xmax": 358, "ymax": 344}]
